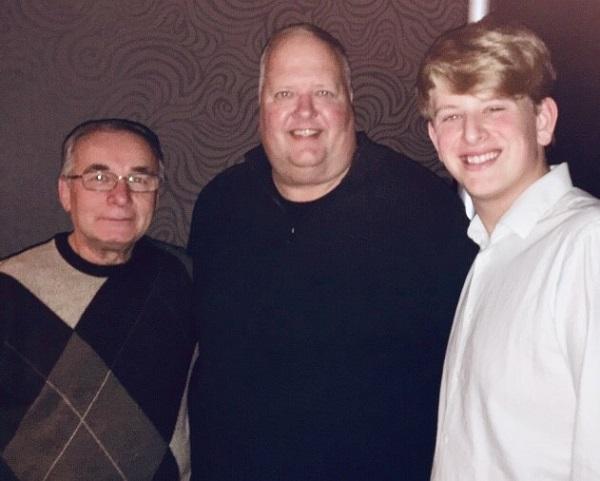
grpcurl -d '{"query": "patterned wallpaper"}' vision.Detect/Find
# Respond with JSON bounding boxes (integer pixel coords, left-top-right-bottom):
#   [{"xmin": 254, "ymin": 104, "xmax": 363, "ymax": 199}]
[{"xmin": 0, "ymin": 0, "xmax": 468, "ymax": 258}]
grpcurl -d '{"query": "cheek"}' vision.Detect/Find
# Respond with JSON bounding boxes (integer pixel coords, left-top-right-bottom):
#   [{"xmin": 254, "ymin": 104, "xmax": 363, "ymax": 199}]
[
  {"xmin": 137, "ymin": 197, "xmax": 157, "ymax": 222},
  {"xmin": 431, "ymin": 130, "xmax": 455, "ymax": 158},
  {"xmin": 323, "ymin": 104, "xmax": 352, "ymax": 126},
  {"xmin": 495, "ymin": 119, "xmax": 516, "ymax": 133},
  {"xmin": 266, "ymin": 111, "xmax": 284, "ymax": 130},
  {"xmin": 263, "ymin": 103, "xmax": 288, "ymax": 122},
  {"xmin": 260, "ymin": 111, "xmax": 285, "ymax": 141},
  {"xmin": 523, "ymin": 118, "xmax": 541, "ymax": 145},
  {"xmin": 71, "ymin": 194, "xmax": 97, "ymax": 219},
  {"xmin": 492, "ymin": 115, "xmax": 528, "ymax": 136}
]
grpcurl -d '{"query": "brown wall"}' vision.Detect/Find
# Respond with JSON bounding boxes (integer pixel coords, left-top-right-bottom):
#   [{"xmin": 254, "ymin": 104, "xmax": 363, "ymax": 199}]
[
  {"xmin": 491, "ymin": 0, "xmax": 600, "ymax": 199},
  {"xmin": 0, "ymin": 0, "xmax": 468, "ymax": 258}
]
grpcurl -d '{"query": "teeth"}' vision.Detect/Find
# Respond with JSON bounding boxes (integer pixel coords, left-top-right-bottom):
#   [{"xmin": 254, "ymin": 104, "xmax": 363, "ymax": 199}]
[
  {"xmin": 465, "ymin": 151, "xmax": 499, "ymax": 164},
  {"xmin": 292, "ymin": 129, "xmax": 318, "ymax": 137}
]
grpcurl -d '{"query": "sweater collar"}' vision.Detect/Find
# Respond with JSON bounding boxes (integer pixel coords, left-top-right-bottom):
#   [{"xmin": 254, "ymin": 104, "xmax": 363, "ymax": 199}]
[{"xmin": 55, "ymin": 232, "xmax": 145, "ymax": 277}]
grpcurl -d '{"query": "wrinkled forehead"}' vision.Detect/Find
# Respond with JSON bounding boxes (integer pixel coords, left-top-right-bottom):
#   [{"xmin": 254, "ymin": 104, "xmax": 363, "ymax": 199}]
[{"xmin": 72, "ymin": 130, "xmax": 159, "ymax": 171}]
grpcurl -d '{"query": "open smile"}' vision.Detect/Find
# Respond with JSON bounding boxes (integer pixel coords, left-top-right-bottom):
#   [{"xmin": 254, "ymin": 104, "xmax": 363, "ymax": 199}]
[
  {"xmin": 462, "ymin": 149, "xmax": 500, "ymax": 166},
  {"xmin": 290, "ymin": 128, "xmax": 321, "ymax": 137}
]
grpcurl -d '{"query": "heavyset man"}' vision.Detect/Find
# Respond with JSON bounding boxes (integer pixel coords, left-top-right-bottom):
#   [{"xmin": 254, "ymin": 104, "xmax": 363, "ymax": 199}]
[
  {"xmin": 188, "ymin": 23, "xmax": 475, "ymax": 481},
  {"xmin": 0, "ymin": 119, "xmax": 196, "ymax": 481},
  {"xmin": 418, "ymin": 19, "xmax": 600, "ymax": 480}
]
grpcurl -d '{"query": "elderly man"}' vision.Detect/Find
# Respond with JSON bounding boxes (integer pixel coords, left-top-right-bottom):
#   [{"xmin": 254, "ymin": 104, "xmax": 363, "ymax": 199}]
[
  {"xmin": 188, "ymin": 24, "xmax": 475, "ymax": 481},
  {"xmin": 0, "ymin": 119, "xmax": 195, "ymax": 481},
  {"xmin": 417, "ymin": 20, "xmax": 600, "ymax": 480}
]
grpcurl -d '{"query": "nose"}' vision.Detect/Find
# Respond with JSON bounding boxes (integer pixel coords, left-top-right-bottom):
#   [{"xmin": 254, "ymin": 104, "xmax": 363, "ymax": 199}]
[
  {"xmin": 462, "ymin": 113, "xmax": 487, "ymax": 144},
  {"xmin": 294, "ymin": 93, "xmax": 316, "ymax": 118},
  {"xmin": 107, "ymin": 178, "xmax": 132, "ymax": 205}
]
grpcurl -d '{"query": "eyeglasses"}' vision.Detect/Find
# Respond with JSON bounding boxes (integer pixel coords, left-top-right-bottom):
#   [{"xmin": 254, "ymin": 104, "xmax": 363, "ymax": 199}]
[{"xmin": 63, "ymin": 171, "xmax": 163, "ymax": 192}]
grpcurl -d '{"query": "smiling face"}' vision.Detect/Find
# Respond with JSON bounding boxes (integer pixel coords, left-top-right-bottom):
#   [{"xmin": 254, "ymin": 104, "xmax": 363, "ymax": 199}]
[
  {"xmin": 58, "ymin": 130, "xmax": 159, "ymax": 264},
  {"xmin": 427, "ymin": 81, "xmax": 557, "ymax": 231},
  {"xmin": 259, "ymin": 30, "xmax": 356, "ymax": 201}
]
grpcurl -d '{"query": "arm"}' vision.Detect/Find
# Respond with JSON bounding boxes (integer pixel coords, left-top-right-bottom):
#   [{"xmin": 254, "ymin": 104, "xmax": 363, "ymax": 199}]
[{"xmin": 555, "ymin": 221, "xmax": 600, "ymax": 479}]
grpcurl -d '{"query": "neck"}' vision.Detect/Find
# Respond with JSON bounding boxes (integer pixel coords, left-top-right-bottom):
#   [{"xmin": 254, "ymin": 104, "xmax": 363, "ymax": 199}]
[
  {"xmin": 68, "ymin": 233, "xmax": 132, "ymax": 265},
  {"xmin": 474, "ymin": 199, "xmax": 513, "ymax": 234},
  {"xmin": 474, "ymin": 162, "xmax": 550, "ymax": 234},
  {"xmin": 272, "ymin": 166, "xmax": 350, "ymax": 202}
]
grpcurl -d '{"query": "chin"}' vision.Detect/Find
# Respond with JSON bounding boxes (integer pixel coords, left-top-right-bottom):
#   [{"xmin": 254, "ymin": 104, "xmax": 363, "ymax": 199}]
[
  {"xmin": 289, "ymin": 154, "xmax": 326, "ymax": 168},
  {"xmin": 95, "ymin": 232, "xmax": 140, "ymax": 248}
]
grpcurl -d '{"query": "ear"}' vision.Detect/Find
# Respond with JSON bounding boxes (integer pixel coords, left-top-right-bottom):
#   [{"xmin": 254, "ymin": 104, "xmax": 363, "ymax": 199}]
[
  {"xmin": 535, "ymin": 97, "xmax": 558, "ymax": 147},
  {"xmin": 58, "ymin": 177, "xmax": 72, "ymax": 213},
  {"xmin": 427, "ymin": 121, "xmax": 441, "ymax": 158}
]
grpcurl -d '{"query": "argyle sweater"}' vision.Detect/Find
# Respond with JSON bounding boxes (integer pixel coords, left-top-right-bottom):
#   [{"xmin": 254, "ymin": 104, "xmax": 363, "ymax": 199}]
[{"xmin": 0, "ymin": 233, "xmax": 195, "ymax": 481}]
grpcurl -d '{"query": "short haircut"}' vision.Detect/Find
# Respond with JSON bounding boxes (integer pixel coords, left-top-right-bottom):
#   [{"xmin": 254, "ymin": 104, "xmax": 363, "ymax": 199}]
[
  {"xmin": 60, "ymin": 118, "xmax": 165, "ymax": 176},
  {"xmin": 416, "ymin": 18, "xmax": 556, "ymax": 119},
  {"xmin": 258, "ymin": 22, "xmax": 353, "ymax": 100}
]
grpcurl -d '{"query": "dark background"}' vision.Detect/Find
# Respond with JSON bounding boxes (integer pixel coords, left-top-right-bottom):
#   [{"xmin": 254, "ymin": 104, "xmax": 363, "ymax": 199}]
[
  {"xmin": 1, "ymin": 0, "xmax": 598, "ymax": 258},
  {"xmin": 493, "ymin": 0, "xmax": 600, "ymax": 197}
]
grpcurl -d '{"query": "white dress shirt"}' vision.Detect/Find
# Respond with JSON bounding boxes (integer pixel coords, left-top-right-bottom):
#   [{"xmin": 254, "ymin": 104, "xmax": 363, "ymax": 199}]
[{"xmin": 431, "ymin": 163, "xmax": 600, "ymax": 481}]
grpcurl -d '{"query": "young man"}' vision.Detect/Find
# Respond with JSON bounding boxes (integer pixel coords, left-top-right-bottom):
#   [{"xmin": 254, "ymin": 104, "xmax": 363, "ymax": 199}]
[{"xmin": 418, "ymin": 19, "xmax": 600, "ymax": 480}]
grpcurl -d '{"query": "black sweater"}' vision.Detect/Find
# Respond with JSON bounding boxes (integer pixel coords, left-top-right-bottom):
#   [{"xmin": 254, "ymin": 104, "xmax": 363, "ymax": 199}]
[{"xmin": 188, "ymin": 133, "xmax": 476, "ymax": 481}]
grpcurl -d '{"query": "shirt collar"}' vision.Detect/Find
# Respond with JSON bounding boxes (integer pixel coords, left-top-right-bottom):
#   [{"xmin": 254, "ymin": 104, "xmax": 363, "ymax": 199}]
[{"xmin": 467, "ymin": 163, "xmax": 573, "ymax": 247}]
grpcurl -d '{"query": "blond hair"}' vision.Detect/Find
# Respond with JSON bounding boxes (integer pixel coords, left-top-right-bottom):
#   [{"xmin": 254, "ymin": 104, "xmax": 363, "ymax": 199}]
[{"xmin": 417, "ymin": 18, "xmax": 556, "ymax": 119}]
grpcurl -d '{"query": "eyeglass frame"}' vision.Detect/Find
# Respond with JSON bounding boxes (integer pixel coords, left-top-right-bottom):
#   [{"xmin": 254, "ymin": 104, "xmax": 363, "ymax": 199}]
[{"xmin": 62, "ymin": 170, "xmax": 164, "ymax": 193}]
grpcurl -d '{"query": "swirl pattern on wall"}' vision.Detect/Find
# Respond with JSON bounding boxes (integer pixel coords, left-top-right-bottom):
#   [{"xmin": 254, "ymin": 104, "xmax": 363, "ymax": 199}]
[{"xmin": 1, "ymin": 0, "xmax": 467, "ymax": 256}]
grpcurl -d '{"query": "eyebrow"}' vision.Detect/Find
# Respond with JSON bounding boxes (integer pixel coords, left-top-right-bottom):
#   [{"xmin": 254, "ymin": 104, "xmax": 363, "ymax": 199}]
[
  {"xmin": 81, "ymin": 164, "xmax": 156, "ymax": 174},
  {"xmin": 433, "ymin": 95, "xmax": 515, "ymax": 116},
  {"xmin": 432, "ymin": 105, "xmax": 458, "ymax": 117},
  {"xmin": 129, "ymin": 166, "xmax": 155, "ymax": 174},
  {"xmin": 81, "ymin": 163, "xmax": 110, "ymax": 173}
]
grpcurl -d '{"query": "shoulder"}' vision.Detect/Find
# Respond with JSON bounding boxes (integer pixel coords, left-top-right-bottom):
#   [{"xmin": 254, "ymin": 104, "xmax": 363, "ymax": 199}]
[
  {"xmin": 565, "ymin": 188, "xmax": 600, "ymax": 216},
  {"xmin": 0, "ymin": 236, "xmax": 58, "ymax": 280},
  {"xmin": 205, "ymin": 160, "xmax": 252, "ymax": 192},
  {"xmin": 190, "ymin": 154, "xmax": 259, "ymax": 226},
  {"xmin": 357, "ymin": 134, "xmax": 456, "ymax": 195},
  {"xmin": 548, "ymin": 190, "xmax": 600, "ymax": 323},
  {"xmin": 539, "ymin": 189, "xmax": 600, "ymax": 283},
  {"xmin": 142, "ymin": 237, "xmax": 192, "ymax": 279},
  {"xmin": 188, "ymin": 145, "xmax": 273, "ymax": 249},
  {"xmin": 135, "ymin": 237, "xmax": 192, "ymax": 283},
  {"xmin": 552, "ymin": 188, "xmax": 600, "ymax": 237},
  {"xmin": 197, "ymin": 145, "xmax": 268, "ymax": 202},
  {"xmin": 355, "ymin": 134, "xmax": 465, "ymax": 215},
  {"xmin": 0, "ymin": 238, "xmax": 64, "ymax": 336}
]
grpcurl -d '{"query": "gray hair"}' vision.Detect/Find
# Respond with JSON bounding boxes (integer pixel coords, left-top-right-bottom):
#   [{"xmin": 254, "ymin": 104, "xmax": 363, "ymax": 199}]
[{"xmin": 61, "ymin": 118, "xmax": 165, "ymax": 177}]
